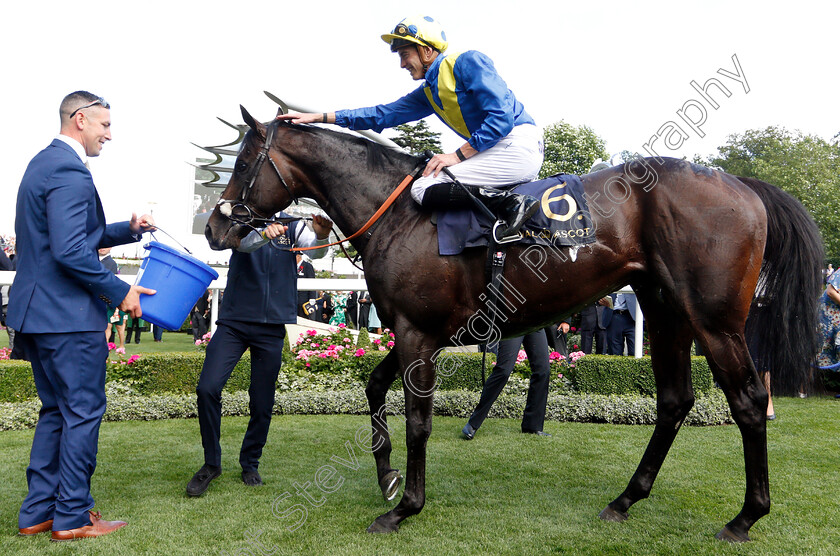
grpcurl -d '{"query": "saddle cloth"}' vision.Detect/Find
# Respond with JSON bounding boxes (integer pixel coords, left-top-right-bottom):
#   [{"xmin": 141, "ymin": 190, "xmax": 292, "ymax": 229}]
[{"xmin": 436, "ymin": 173, "xmax": 596, "ymax": 255}]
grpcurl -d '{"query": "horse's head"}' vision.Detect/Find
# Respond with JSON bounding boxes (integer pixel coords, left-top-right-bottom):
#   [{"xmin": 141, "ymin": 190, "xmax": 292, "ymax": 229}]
[{"xmin": 205, "ymin": 106, "xmax": 299, "ymax": 250}]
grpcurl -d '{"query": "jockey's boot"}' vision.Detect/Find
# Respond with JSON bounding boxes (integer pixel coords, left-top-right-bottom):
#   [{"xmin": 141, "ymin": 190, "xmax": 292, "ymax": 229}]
[
  {"xmin": 422, "ymin": 183, "xmax": 539, "ymax": 239},
  {"xmin": 469, "ymin": 186, "xmax": 539, "ymax": 239}
]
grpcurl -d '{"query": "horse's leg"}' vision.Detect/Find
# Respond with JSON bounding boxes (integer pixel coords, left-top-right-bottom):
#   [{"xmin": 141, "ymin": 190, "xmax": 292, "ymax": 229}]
[
  {"xmin": 600, "ymin": 290, "xmax": 696, "ymax": 522},
  {"xmin": 364, "ymin": 349, "xmax": 402, "ymax": 500},
  {"xmin": 698, "ymin": 329, "xmax": 769, "ymax": 542},
  {"xmin": 367, "ymin": 327, "xmax": 437, "ymax": 533}
]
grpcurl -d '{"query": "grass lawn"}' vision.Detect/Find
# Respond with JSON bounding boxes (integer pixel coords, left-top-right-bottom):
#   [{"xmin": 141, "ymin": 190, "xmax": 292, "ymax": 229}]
[
  {"xmin": 0, "ymin": 397, "xmax": 838, "ymax": 555},
  {"xmin": 1, "ymin": 328, "xmax": 199, "ymax": 355}
]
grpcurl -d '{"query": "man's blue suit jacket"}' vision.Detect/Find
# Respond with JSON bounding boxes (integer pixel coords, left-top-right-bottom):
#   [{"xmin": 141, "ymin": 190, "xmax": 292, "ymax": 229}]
[{"xmin": 7, "ymin": 139, "xmax": 138, "ymax": 333}]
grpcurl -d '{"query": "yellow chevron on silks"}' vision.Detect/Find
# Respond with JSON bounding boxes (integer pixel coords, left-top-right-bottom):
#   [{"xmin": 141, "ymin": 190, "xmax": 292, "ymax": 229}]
[{"xmin": 423, "ymin": 53, "xmax": 470, "ymax": 138}]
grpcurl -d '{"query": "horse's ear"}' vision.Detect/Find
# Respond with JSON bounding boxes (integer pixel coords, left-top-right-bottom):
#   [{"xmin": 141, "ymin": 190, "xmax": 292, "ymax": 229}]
[{"xmin": 240, "ymin": 105, "xmax": 266, "ymax": 138}]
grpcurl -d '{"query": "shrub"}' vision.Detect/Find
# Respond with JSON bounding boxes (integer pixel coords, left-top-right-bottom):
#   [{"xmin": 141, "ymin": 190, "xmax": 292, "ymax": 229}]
[
  {"xmin": 0, "ymin": 381, "xmax": 732, "ymax": 432},
  {"xmin": 573, "ymin": 355, "xmax": 714, "ymax": 395},
  {"xmin": 0, "ymin": 360, "xmax": 37, "ymax": 402}
]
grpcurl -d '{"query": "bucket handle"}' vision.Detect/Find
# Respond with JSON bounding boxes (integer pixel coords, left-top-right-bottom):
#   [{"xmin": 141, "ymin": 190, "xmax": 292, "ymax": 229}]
[{"xmin": 149, "ymin": 226, "xmax": 193, "ymax": 255}]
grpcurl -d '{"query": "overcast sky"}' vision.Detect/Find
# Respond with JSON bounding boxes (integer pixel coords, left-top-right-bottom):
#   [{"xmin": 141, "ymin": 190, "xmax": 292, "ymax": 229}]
[{"xmin": 2, "ymin": 1, "xmax": 836, "ymax": 259}]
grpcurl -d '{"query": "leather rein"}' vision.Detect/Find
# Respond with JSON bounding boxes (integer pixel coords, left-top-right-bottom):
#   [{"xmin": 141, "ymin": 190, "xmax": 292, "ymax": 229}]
[{"xmin": 216, "ymin": 119, "xmax": 425, "ymax": 260}]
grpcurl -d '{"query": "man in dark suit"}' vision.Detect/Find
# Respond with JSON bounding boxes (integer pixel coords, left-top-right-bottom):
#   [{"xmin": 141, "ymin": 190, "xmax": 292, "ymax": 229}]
[
  {"xmin": 358, "ymin": 291, "xmax": 372, "ymax": 330},
  {"xmin": 345, "ymin": 290, "xmax": 358, "ymax": 328},
  {"xmin": 7, "ymin": 91, "xmax": 155, "ymax": 542},
  {"xmin": 188, "ymin": 215, "xmax": 332, "ymax": 496},
  {"xmin": 579, "ymin": 296, "xmax": 613, "ymax": 354}
]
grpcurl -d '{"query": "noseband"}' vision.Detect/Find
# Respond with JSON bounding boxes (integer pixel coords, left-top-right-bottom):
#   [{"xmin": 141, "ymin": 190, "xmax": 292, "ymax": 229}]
[{"xmin": 216, "ymin": 120, "xmax": 298, "ymax": 231}]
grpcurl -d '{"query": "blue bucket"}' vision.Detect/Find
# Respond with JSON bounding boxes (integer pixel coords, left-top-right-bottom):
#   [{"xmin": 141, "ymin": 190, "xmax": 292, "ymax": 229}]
[{"xmin": 135, "ymin": 242, "xmax": 219, "ymax": 330}]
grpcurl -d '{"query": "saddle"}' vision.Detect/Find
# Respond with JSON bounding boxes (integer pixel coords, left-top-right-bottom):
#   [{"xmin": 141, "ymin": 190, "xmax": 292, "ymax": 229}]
[{"xmin": 435, "ymin": 173, "xmax": 596, "ymax": 256}]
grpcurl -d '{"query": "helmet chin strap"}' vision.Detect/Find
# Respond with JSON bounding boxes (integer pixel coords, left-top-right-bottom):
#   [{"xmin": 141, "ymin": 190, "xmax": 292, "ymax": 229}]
[{"xmin": 418, "ymin": 45, "xmax": 437, "ymax": 72}]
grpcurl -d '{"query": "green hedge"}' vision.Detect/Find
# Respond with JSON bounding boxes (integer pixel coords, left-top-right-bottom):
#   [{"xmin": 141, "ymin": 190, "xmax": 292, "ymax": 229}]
[
  {"xmin": 0, "ymin": 351, "xmax": 714, "ymax": 401},
  {"xmin": 0, "ymin": 351, "xmax": 713, "ymax": 402},
  {"xmin": 573, "ymin": 355, "xmax": 714, "ymax": 395},
  {"xmin": 0, "ymin": 381, "xmax": 733, "ymax": 432},
  {"xmin": 0, "ymin": 360, "xmax": 38, "ymax": 403}
]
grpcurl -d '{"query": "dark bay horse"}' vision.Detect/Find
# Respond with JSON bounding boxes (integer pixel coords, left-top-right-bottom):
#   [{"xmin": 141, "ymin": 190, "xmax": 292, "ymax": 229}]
[{"xmin": 205, "ymin": 107, "xmax": 823, "ymax": 542}]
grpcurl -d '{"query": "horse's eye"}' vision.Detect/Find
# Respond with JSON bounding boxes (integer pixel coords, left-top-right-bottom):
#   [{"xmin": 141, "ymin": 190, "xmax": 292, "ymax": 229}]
[{"xmin": 235, "ymin": 161, "xmax": 248, "ymax": 174}]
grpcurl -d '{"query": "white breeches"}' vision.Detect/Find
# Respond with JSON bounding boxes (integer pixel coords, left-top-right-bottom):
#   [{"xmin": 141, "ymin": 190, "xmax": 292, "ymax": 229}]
[{"xmin": 411, "ymin": 123, "xmax": 544, "ymax": 203}]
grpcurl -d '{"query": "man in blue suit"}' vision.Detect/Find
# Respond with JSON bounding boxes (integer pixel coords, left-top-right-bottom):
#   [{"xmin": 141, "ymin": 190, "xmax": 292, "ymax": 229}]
[
  {"xmin": 7, "ymin": 91, "xmax": 156, "ymax": 542},
  {"xmin": 608, "ymin": 291, "xmax": 641, "ymax": 356}
]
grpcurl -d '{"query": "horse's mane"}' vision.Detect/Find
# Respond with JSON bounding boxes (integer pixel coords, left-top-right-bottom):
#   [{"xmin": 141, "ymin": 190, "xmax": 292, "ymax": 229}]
[{"xmin": 275, "ymin": 121, "xmax": 422, "ymax": 174}]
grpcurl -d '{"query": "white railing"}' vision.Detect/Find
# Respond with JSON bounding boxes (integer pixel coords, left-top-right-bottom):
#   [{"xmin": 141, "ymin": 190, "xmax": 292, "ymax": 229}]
[{"xmin": 0, "ymin": 272, "xmax": 644, "ymax": 357}]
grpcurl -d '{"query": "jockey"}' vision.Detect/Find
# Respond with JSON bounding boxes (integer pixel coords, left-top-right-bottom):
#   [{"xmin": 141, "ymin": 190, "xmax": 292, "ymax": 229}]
[{"xmin": 278, "ymin": 15, "xmax": 544, "ymax": 240}]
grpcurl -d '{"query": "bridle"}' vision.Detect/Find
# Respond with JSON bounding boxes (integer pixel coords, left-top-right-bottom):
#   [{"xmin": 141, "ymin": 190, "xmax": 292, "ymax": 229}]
[
  {"xmin": 214, "ymin": 116, "xmax": 427, "ymax": 266},
  {"xmin": 215, "ymin": 120, "xmax": 298, "ymax": 232}
]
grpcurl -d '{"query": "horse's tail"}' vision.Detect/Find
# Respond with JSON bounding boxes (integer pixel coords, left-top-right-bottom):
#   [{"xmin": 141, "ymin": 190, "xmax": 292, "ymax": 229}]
[{"xmin": 738, "ymin": 176, "xmax": 824, "ymax": 396}]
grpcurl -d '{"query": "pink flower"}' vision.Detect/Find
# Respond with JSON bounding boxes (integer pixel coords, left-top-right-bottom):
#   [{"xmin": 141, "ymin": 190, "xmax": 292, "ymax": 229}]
[
  {"xmin": 338, "ymin": 323, "xmax": 346, "ymax": 329},
  {"xmin": 307, "ymin": 329, "xmax": 317, "ymax": 336},
  {"xmin": 516, "ymin": 350, "xmax": 528, "ymax": 363},
  {"xmin": 379, "ymin": 346, "xmax": 386, "ymax": 351},
  {"xmin": 386, "ymin": 341, "xmax": 395, "ymax": 348},
  {"xmin": 343, "ymin": 338, "xmax": 352, "ymax": 343},
  {"xmin": 195, "ymin": 340, "xmax": 201, "ymax": 346},
  {"xmin": 115, "ymin": 347, "xmax": 126, "ymax": 355},
  {"xmin": 373, "ymin": 339, "xmax": 381, "ymax": 345},
  {"xmin": 108, "ymin": 342, "xmax": 116, "ymax": 350},
  {"xmin": 389, "ymin": 333, "xmax": 395, "ymax": 338},
  {"xmin": 354, "ymin": 348, "xmax": 366, "ymax": 357}
]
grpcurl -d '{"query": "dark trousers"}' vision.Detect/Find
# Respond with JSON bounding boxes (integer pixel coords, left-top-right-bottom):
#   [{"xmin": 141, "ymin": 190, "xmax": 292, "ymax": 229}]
[
  {"xmin": 580, "ymin": 328, "xmax": 608, "ymax": 354},
  {"xmin": 17, "ymin": 331, "xmax": 107, "ymax": 531},
  {"xmin": 196, "ymin": 320, "xmax": 286, "ymax": 472},
  {"xmin": 608, "ymin": 311, "xmax": 635, "ymax": 355},
  {"xmin": 468, "ymin": 331, "xmax": 551, "ymax": 433},
  {"xmin": 125, "ymin": 319, "xmax": 141, "ymax": 344},
  {"xmin": 152, "ymin": 324, "xmax": 163, "ymax": 341}
]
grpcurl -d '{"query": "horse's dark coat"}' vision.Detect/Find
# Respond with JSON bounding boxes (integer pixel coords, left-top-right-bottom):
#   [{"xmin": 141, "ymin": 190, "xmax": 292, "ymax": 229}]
[{"xmin": 205, "ymin": 108, "xmax": 823, "ymax": 541}]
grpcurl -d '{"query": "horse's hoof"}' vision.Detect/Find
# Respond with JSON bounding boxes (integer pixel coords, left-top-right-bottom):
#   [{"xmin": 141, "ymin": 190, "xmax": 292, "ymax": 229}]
[
  {"xmin": 380, "ymin": 470, "xmax": 402, "ymax": 501},
  {"xmin": 598, "ymin": 506, "xmax": 629, "ymax": 522},
  {"xmin": 715, "ymin": 526, "xmax": 750, "ymax": 543},
  {"xmin": 366, "ymin": 519, "xmax": 399, "ymax": 534}
]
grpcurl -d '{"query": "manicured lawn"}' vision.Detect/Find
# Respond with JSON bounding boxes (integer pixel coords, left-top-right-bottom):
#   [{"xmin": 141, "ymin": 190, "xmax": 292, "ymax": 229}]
[
  {"xmin": 0, "ymin": 397, "xmax": 838, "ymax": 555},
  {"xmin": 1, "ymin": 328, "xmax": 198, "ymax": 355}
]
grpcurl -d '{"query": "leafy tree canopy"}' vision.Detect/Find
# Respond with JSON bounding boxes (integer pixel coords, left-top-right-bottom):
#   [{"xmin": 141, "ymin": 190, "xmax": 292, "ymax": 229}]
[
  {"xmin": 699, "ymin": 126, "xmax": 840, "ymax": 262},
  {"xmin": 540, "ymin": 121, "xmax": 610, "ymax": 178},
  {"xmin": 392, "ymin": 120, "xmax": 443, "ymax": 156}
]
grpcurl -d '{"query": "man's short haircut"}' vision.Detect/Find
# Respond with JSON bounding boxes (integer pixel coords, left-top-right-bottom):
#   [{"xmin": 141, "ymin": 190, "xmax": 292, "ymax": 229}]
[{"xmin": 60, "ymin": 91, "xmax": 102, "ymax": 121}]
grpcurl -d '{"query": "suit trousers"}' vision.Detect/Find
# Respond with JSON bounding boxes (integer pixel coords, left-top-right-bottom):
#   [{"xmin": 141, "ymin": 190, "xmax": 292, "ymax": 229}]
[
  {"xmin": 609, "ymin": 312, "xmax": 636, "ymax": 355},
  {"xmin": 196, "ymin": 320, "xmax": 286, "ymax": 472},
  {"xmin": 468, "ymin": 331, "xmax": 551, "ymax": 433},
  {"xmin": 17, "ymin": 331, "xmax": 107, "ymax": 531}
]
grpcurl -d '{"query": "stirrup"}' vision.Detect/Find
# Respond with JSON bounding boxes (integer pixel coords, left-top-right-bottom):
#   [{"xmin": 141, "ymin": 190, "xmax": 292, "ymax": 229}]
[{"xmin": 492, "ymin": 221, "xmax": 522, "ymax": 244}]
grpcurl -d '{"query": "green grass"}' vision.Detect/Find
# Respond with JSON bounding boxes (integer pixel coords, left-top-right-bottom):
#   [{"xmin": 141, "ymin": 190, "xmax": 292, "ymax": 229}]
[
  {"xmin": 1, "ymin": 329, "xmax": 198, "ymax": 355},
  {"xmin": 0, "ymin": 397, "xmax": 838, "ymax": 555}
]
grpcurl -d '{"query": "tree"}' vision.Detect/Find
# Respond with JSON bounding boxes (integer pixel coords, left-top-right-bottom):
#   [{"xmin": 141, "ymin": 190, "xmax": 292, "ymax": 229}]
[
  {"xmin": 539, "ymin": 121, "xmax": 610, "ymax": 178},
  {"xmin": 392, "ymin": 120, "xmax": 443, "ymax": 156},
  {"xmin": 700, "ymin": 126, "xmax": 840, "ymax": 262}
]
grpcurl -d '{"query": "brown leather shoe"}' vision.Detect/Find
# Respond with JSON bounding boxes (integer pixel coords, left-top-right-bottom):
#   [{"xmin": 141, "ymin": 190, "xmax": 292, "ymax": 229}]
[
  {"xmin": 18, "ymin": 519, "xmax": 53, "ymax": 536},
  {"xmin": 50, "ymin": 511, "xmax": 126, "ymax": 542}
]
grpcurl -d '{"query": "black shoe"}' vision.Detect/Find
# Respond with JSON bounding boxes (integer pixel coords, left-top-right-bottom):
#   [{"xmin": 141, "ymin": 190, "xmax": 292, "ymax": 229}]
[
  {"xmin": 462, "ymin": 423, "xmax": 477, "ymax": 440},
  {"xmin": 186, "ymin": 464, "xmax": 221, "ymax": 496},
  {"xmin": 522, "ymin": 429, "xmax": 552, "ymax": 437},
  {"xmin": 241, "ymin": 470, "xmax": 263, "ymax": 486}
]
